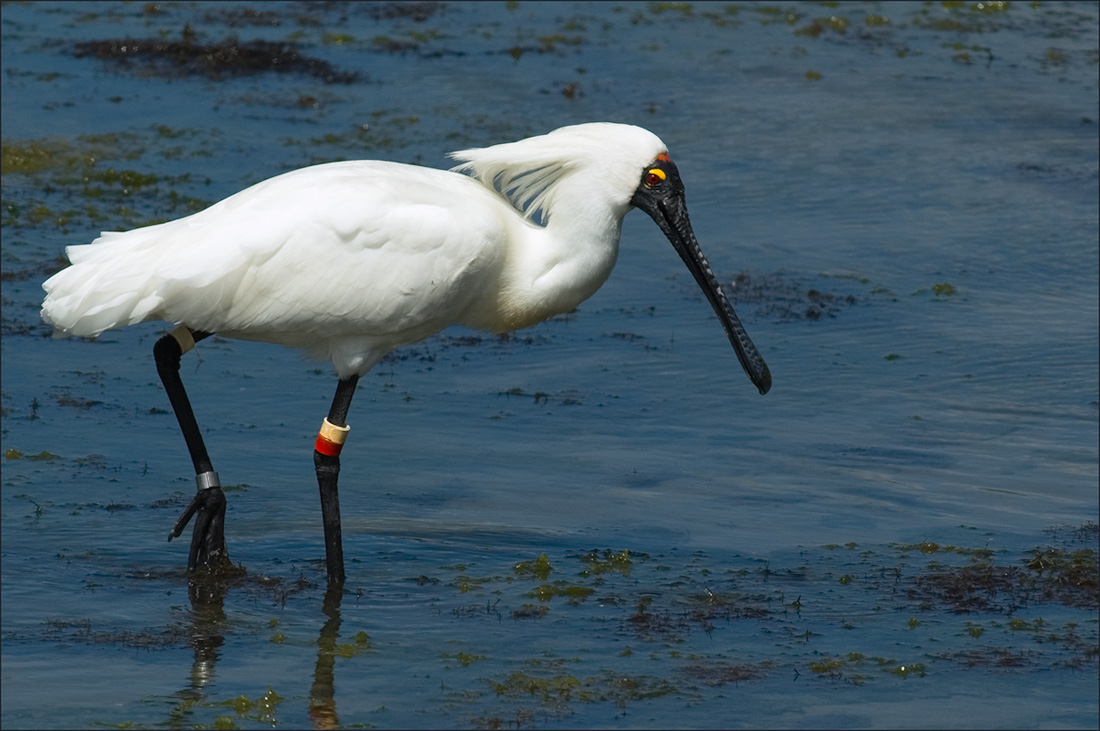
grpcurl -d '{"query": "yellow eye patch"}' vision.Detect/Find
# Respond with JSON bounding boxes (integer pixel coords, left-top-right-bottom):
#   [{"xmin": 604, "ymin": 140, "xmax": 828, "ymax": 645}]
[{"xmin": 644, "ymin": 167, "xmax": 667, "ymax": 187}]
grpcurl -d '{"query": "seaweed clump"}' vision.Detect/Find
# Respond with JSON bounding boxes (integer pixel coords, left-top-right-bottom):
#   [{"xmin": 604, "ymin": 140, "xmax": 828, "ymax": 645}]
[
  {"xmin": 908, "ymin": 524, "xmax": 1099, "ymax": 613},
  {"xmin": 910, "ymin": 563, "xmax": 1030, "ymax": 614},
  {"xmin": 367, "ymin": 2, "xmax": 444, "ymax": 21},
  {"xmin": 73, "ymin": 31, "xmax": 358, "ymax": 83},
  {"xmin": 727, "ymin": 271, "xmax": 860, "ymax": 321}
]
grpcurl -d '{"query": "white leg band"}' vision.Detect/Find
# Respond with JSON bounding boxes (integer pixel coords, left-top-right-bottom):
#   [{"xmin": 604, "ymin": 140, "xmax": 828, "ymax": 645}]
[{"xmin": 319, "ymin": 418, "xmax": 351, "ymax": 444}]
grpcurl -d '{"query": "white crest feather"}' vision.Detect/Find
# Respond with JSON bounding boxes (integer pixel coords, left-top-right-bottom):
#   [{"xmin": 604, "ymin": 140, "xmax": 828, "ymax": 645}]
[{"xmin": 449, "ymin": 123, "xmax": 666, "ymax": 223}]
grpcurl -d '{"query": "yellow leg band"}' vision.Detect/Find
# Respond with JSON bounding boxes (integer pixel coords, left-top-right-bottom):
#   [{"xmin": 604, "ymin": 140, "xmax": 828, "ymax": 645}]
[{"xmin": 169, "ymin": 326, "xmax": 195, "ymax": 354}]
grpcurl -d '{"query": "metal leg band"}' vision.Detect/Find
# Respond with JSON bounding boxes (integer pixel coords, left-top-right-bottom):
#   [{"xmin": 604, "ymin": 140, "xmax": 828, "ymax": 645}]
[{"xmin": 196, "ymin": 470, "xmax": 221, "ymax": 491}]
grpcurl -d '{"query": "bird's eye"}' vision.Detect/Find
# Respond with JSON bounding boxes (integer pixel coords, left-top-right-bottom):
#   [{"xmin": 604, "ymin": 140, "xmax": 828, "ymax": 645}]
[{"xmin": 644, "ymin": 168, "xmax": 666, "ymax": 188}]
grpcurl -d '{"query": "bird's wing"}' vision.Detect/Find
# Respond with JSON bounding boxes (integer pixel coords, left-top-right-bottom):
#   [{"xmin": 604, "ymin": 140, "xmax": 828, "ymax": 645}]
[{"xmin": 44, "ymin": 162, "xmax": 511, "ymax": 351}]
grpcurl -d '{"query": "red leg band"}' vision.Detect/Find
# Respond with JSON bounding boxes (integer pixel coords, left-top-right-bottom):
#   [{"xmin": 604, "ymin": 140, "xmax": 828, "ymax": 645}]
[
  {"xmin": 315, "ymin": 418, "xmax": 350, "ymax": 457},
  {"xmin": 314, "ymin": 435, "xmax": 344, "ymax": 456}
]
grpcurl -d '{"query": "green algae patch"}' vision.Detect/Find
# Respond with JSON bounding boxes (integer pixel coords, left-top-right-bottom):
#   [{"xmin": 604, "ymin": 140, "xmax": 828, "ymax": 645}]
[
  {"xmin": 2, "ymin": 131, "xmax": 214, "ymax": 233},
  {"xmin": 77, "ymin": 167, "xmax": 160, "ymax": 190},
  {"xmin": 322, "ymin": 32, "xmax": 357, "ymax": 46},
  {"xmin": 443, "ymin": 652, "xmax": 487, "ymax": 668},
  {"xmin": 965, "ymin": 622, "xmax": 985, "ymax": 638},
  {"xmin": 650, "ymin": 2, "xmax": 694, "ymax": 16},
  {"xmin": 490, "ymin": 671, "xmax": 582, "ymax": 702},
  {"xmin": 514, "ymin": 553, "xmax": 553, "ymax": 580},
  {"xmin": 796, "ymin": 15, "xmax": 849, "ymax": 37},
  {"xmin": 332, "ymin": 630, "xmax": 372, "ymax": 658},
  {"xmin": 933, "ymin": 283, "xmax": 957, "ymax": 296},
  {"xmin": 754, "ymin": 6, "xmax": 803, "ymax": 26},
  {"xmin": 530, "ymin": 582, "xmax": 595, "ymax": 603},
  {"xmin": 895, "ymin": 541, "xmax": 993, "ymax": 557},
  {"xmin": 1, "ymin": 134, "xmax": 145, "ymax": 176},
  {"xmin": 453, "ymin": 573, "xmax": 508, "ymax": 593},
  {"xmin": 213, "ymin": 687, "xmax": 285, "ymax": 726},
  {"xmin": 15, "ymin": 451, "xmax": 63, "ymax": 462},
  {"xmin": 889, "ymin": 662, "xmax": 928, "ymax": 677},
  {"xmin": 2, "ymin": 140, "xmax": 81, "ymax": 175},
  {"xmin": 808, "ymin": 653, "xmax": 926, "ymax": 684},
  {"xmin": 808, "ymin": 657, "xmax": 847, "ymax": 674},
  {"xmin": 581, "ymin": 671, "xmax": 679, "ymax": 704},
  {"xmin": 578, "ymin": 548, "xmax": 636, "ymax": 577}
]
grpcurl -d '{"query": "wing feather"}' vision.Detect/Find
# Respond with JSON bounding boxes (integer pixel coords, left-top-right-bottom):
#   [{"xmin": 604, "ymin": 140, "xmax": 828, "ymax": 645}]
[{"xmin": 42, "ymin": 161, "xmax": 510, "ymax": 359}]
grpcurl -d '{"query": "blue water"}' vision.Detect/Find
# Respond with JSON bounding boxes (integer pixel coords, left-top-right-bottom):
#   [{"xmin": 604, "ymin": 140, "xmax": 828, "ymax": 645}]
[{"xmin": 2, "ymin": 2, "xmax": 1097, "ymax": 729}]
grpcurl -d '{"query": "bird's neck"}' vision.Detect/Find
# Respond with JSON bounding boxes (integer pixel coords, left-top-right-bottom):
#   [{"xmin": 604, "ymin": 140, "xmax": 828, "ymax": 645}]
[
  {"xmin": 487, "ymin": 184, "xmax": 627, "ymax": 333},
  {"xmin": 532, "ymin": 184, "xmax": 626, "ymax": 306}
]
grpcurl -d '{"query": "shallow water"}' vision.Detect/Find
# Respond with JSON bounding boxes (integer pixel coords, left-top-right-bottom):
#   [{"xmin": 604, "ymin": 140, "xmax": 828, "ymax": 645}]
[{"xmin": 2, "ymin": 1, "xmax": 1097, "ymax": 729}]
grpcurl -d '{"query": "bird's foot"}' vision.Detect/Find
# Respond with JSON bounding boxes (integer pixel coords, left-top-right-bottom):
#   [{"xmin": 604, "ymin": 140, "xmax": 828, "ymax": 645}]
[{"xmin": 169, "ymin": 472, "xmax": 230, "ymax": 572}]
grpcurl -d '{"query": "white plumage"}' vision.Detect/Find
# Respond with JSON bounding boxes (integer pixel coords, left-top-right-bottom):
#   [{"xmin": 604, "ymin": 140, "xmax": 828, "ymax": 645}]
[{"xmin": 42, "ymin": 123, "xmax": 667, "ymax": 378}]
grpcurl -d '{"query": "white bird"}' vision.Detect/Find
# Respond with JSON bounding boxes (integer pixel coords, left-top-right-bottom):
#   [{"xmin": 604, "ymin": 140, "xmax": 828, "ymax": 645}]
[{"xmin": 41, "ymin": 122, "xmax": 771, "ymax": 585}]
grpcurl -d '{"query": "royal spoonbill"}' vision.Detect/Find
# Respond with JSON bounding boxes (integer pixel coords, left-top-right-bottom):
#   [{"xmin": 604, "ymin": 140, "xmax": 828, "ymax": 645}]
[{"xmin": 41, "ymin": 122, "xmax": 771, "ymax": 586}]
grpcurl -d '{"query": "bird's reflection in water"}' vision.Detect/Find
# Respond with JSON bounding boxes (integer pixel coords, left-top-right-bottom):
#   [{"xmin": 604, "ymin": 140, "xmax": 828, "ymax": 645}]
[
  {"xmin": 165, "ymin": 567, "xmax": 235, "ymax": 729},
  {"xmin": 186, "ymin": 573, "xmax": 229, "ymax": 690},
  {"xmin": 165, "ymin": 568, "xmax": 345, "ymax": 728},
  {"xmin": 309, "ymin": 586, "xmax": 344, "ymax": 730}
]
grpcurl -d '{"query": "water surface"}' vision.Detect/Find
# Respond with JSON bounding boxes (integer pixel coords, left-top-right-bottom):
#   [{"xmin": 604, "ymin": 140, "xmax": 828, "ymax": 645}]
[{"xmin": 2, "ymin": 2, "xmax": 1097, "ymax": 728}]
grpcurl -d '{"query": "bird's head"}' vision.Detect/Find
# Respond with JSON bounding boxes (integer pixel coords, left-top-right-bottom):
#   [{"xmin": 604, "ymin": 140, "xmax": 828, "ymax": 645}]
[
  {"xmin": 452, "ymin": 122, "xmax": 771, "ymax": 395},
  {"xmin": 629, "ymin": 151, "xmax": 772, "ymax": 395}
]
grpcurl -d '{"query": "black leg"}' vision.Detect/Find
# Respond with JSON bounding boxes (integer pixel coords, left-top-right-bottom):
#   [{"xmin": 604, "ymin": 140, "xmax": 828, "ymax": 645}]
[
  {"xmin": 156, "ymin": 326, "xmax": 230, "ymax": 572},
  {"xmin": 314, "ymin": 375, "xmax": 359, "ymax": 587}
]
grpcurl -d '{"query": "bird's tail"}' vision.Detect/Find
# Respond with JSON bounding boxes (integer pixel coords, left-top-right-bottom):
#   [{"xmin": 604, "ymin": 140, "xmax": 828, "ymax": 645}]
[{"xmin": 41, "ymin": 228, "xmax": 170, "ymax": 338}]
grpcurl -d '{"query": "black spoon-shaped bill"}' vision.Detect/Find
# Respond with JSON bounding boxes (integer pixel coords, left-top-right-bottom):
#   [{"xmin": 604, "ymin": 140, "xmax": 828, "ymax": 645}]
[{"xmin": 631, "ymin": 158, "xmax": 772, "ymax": 395}]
